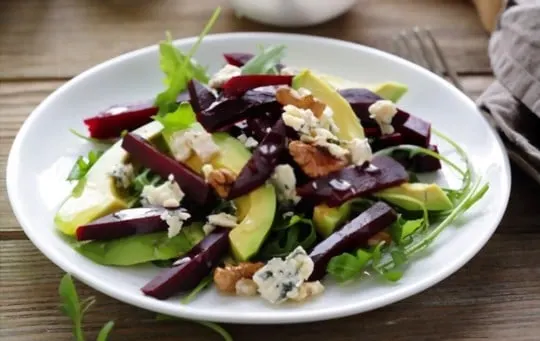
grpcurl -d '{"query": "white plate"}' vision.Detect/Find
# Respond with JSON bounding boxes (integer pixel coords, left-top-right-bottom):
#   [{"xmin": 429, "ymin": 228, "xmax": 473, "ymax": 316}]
[{"xmin": 6, "ymin": 33, "xmax": 511, "ymax": 324}]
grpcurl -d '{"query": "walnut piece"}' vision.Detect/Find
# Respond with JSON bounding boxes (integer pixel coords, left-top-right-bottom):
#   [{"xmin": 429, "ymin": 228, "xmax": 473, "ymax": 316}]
[
  {"xmin": 367, "ymin": 231, "xmax": 392, "ymax": 246},
  {"xmin": 213, "ymin": 262, "xmax": 264, "ymax": 294},
  {"xmin": 207, "ymin": 168, "xmax": 236, "ymax": 198},
  {"xmin": 289, "ymin": 281, "xmax": 325, "ymax": 302},
  {"xmin": 276, "ymin": 87, "xmax": 326, "ymax": 118},
  {"xmin": 235, "ymin": 278, "xmax": 258, "ymax": 296},
  {"xmin": 289, "ymin": 141, "xmax": 348, "ymax": 178}
]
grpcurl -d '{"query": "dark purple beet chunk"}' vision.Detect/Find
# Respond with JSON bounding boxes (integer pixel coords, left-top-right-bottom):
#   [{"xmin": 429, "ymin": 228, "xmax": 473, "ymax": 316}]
[
  {"xmin": 296, "ymin": 156, "xmax": 409, "ymax": 207},
  {"xmin": 396, "ymin": 114, "xmax": 431, "ymax": 147},
  {"xmin": 122, "ymin": 133, "xmax": 213, "ymax": 205},
  {"xmin": 338, "ymin": 88, "xmax": 382, "ymax": 128},
  {"xmin": 75, "ymin": 207, "xmax": 169, "ymax": 241},
  {"xmin": 412, "ymin": 144, "xmax": 442, "ymax": 172},
  {"xmin": 223, "ymin": 53, "xmax": 254, "ymax": 67},
  {"xmin": 141, "ymin": 228, "xmax": 229, "ymax": 299},
  {"xmin": 309, "ymin": 201, "xmax": 398, "ymax": 281},
  {"xmin": 370, "ymin": 133, "xmax": 403, "ymax": 152},
  {"xmin": 228, "ymin": 120, "xmax": 288, "ymax": 199},
  {"xmin": 222, "ymin": 75, "xmax": 293, "ymax": 97},
  {"xmin": 198, "ymin": 86, "xmax": 282, "ymax": 132},
  {"xmin": 247, "ymin": 111, "xmax": 282, "ymax": 141},
  {"xmin": 188, "ymin": 79, "xmax": 216, "ymax": 113}
]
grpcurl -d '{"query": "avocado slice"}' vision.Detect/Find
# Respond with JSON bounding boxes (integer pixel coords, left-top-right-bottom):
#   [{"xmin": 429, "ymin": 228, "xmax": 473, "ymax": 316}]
[
  {"xmin": 314, "ymin": 71, "xmax": 408, "ymax": 103},
  {"xmin": 313, "ymin": 202, "xmax": 351, "ymax": 237},
  {"xmin": 293, "ymin": 70, "xmax": 365, "ymax": 140},
  {"xmin": 55, "ymin": 121, "xmax": 163, "ymax": 236},
  {"xmin": 374, "ymin": 183, "xmax": 453, "ymax": 211},
  {"xmin": 166, "ymin": 130, "xmax": 277, "ymax": 261}
]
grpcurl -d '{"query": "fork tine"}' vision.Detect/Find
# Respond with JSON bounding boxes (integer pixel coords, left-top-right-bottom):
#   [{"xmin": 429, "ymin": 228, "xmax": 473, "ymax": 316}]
[
  {"xmin": 424, "ymin": 28, "xmax": 465, "ymax": 92},
  {"xmin": 398, "ymin": 31, "xmax": 427, "ymax": 68},
  {"xmin": 392, "ymin": 35, "xmax": 409, "ymax": 60},
  {"xmin": 412, "ymin": 27, "xmax": 443, "ymax": 77}
]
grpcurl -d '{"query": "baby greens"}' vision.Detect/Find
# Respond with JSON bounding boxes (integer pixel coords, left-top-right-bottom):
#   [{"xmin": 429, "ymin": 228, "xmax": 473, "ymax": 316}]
[
  {"xmin": 153, "ymin": 102, "xmax": 197, "ymax": 138},
  {"xmin": 241, "ymin": 44, "xmax": 286, "ymax": 75},
  {"xmin": 259, "ymin": 213, "xmax": 317, "ymax": 259},
  {"xmin": 67, "ymin": 150, "xmax": 103, "ymax": 181},
  {"xmin": 59, "ymin": 274, "xmax": 115, "ymax": 341}
]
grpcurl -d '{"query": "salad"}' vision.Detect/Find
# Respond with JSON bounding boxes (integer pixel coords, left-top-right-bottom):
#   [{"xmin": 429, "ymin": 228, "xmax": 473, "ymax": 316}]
[{"xmin": 55, "ymin": 8, "xmax": 488, "ymax": 305}]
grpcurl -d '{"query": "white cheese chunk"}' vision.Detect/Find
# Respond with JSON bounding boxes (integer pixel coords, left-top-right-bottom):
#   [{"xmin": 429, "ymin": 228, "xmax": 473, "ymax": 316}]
[
  {"xmin": 271, "ymin": 164, "xmax": 301, "ymax": 205},
  {"xmin": 311, "ymin": 128, "xmax": 350, "ymax": 160},
  {"xmin": 208, "ymin": 64, "xmax": 242, "ymax": 89},
  {"xmin": 368, "ymin": 100, "xmax": 397, "ymax": 135},
  {"xmin": 202, "ymin": 223, "xmax": 216, "ymax": 235},
  {"xmin": 237, "ymin": 134, "xmax": 259, "ymax": 149},
  {"xmin": 235, "ymin": 278, "xmax": 259, "ymax": 297},
  {"xmin": 110, "ymin": 163, "xmax": 134, "ymax": 189},
  {"xmin": 201, "ymin": 164, "xmax": 214, "ymax": 181},
  {"xmin": 160, "ymin": 208, "xmax": 191, "ymax": 238},
  {"xmin": 282, "ymin": 105, "xmax": 319, "ymax": 135},
  {"xmin": 348, "ymin": 138, "xmax": 373, "ymax": 165},
  {"xmin": 141, "ymin": 175, "xmax": 184, "ymax": 208},
  {"xmin": 170, "ymin": 129, "xmax": 220, "ymax": 163},
  {"xmin": 252, "ymin": 246, "xmax": 315, "ymax": 304},
  {"xmin": 207, "ymin": 213, "xmax": 238, "ymax": 228}
]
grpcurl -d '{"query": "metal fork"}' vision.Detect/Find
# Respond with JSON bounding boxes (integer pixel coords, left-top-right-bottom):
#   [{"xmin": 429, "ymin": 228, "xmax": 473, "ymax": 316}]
[{"xmin": 393, "ymin": 27, "xmax": 540, "ymax": 184}]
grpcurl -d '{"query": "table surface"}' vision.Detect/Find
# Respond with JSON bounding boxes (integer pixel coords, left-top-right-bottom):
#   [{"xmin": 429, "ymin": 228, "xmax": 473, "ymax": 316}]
[{"xmin": 1, "ymin": 0, "xmax": 539, "ymax": 340}]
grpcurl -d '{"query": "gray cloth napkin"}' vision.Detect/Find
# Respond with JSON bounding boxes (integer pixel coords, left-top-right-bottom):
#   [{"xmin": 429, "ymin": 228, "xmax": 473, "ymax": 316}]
[{"xmin": 476, "ymin": 0, "xmax": 540, "ymax": 183}]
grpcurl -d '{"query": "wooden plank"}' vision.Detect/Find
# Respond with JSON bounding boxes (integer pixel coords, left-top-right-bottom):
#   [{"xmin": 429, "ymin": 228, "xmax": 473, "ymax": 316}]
[
  {"xmin": 0, "ymin": 0, "xmax": 490, "ymax": 79},
  {"xmin": 1, "ymin": 235, "xmax": 539, "ymax": 340}
]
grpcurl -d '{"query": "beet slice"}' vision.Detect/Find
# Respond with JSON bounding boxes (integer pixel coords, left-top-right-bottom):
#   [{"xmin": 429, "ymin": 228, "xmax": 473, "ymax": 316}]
[
  {"xmin": 223, "ymin": 53, "xmax": 254, "ymax": 67},
  {"xmin": 338, "ymin": 88, "xmax": 382, "ymax": 128},
  {"xmin": 296, "ymin": 156, "xmax": 409, "ymax": 207},
  {"xmin": 228, "ymin": 119, "xmax": 288, "ymax": 199},
  {"xmin": 411, "ymin": 144, "xmax": 442, "ymax": 172},
  {"xmin": 141, "ymin": 228, "xmax": 229, "ymax": 299},
  {"xmin": 84, "ymin": 92, "xmax": 190, "ymax": 139},
  {"xmin": 122, "ymin": 133, "xmax": 212, "ymax": 205},
  {"xmin": 198, "ymin": 86, "xmax": 282, "ymax": 132},
  {"xmin": 75, "ymin": 207, "xmax": 170, "ymax": 241},
  {"xmin": 395, "ymin": 113, "xmax": 431, "ymax": 147},
  {"xmin": 309, "ymin": 201, "xmax": 398, "ymax": 280},
  {"xmin": 222, "ymin": 75, "xmax": 293, "ymax": 97},
  {"xmin": 188, "ymin": 79, "xmax": 216, "ymax": 113},
  {"xmin": 370, "ymin": 133, "xmax": 404, "ymax": 152}
]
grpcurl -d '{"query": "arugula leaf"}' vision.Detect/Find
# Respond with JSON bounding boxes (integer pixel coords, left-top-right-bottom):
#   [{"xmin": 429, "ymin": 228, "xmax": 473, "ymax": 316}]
[
  {"xmin": 156, "ymin": 314, "xmax": 233, "ymax": 341},
  {"xmin": 67, "ymin": 150, "xmax": 103, "ymax": 181},
  {"xmin": 327, "ymin": 253, "xmax": 367, "ymax": 283},
  {"xmin": 181, "ymin": 275, "xmax": 212, "ymax": 304},
  {"xmin": 155, "ymin": 7, "xmax": 221, "ymax": 115},
  {"xmin": 59, "ymin": 274, "xmax": 115, "ymax": 341},
  {"xmin": 96, "ymin": 321, "xmax": 115, "ymax": 341},
  {"xmin": 259, "ymin": 214, "xmax": 317, "ymax": 259},
  {"xmin": 241, "ymin": 45, "xmax": 286, "ymax": 75},
  {"xmin": 153, "ymin": 102, "xmax": 197, "ymax": 136},
  {"xmin": 69, "ymin": 129, "xmax": 116, "ymax": 147}
]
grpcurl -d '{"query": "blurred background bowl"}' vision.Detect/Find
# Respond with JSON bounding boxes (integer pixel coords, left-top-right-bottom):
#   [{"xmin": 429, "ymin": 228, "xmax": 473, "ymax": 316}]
[{"xmin": 229, "ymin": 0, "xmax": 358, "ymax": 27}]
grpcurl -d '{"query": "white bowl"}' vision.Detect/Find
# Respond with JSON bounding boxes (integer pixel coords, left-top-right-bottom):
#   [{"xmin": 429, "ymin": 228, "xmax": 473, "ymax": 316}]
[
  {"xmin": 229, "ymin": 0, "xmax": 357, "ymax": 27},
  {"xmin": 6, "ymin": 32, "xmax": 510, "ymax": 324}
]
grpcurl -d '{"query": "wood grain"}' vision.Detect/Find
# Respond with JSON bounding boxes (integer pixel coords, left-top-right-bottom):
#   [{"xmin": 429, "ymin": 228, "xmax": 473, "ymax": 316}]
[
  {"xmin": 1, "ymin": 235, "xmax": 539, "ymax": 341},
  {"xmin": 0, "ymin": 0, "xmax": 490, "ymax": 79}
]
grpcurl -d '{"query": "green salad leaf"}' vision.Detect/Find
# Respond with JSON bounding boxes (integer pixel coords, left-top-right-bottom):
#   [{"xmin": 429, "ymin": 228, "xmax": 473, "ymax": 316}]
[
  {"xmin": 127, "ymin": 168, "xmax": 163, "ymax": 207},
  {"xmin": 75, "ymin": 224, "xmax": 205, "ymax": 266},
  {"xmin": 327, "ymin": 251, "xmax": 371, "ymax": 283},
  {"xmin": 155, "ymin": 7, "xmax": 221, "ymax": 115},
  {"xmin": 69, "ymin": 129, "xmax": 116, "ymax": 147},
  {"xmin": 181, "ymin": 275, "xmax": 213, "ymax": 304},
  {"xmin": 153, "ymin": 101, "xmax": 197, "ymax": 137},
  {"xmin": 259, "ymin": 214, "xmax": 317, "ymax": 259},
  {"xmin": 241, "ymin": 44, "xmax": 286, "ymax": 75},
  {"xmin": 156, "ymin": 314, "xmax": 233, "ymax": 341},
  {"xmin": 59, "ymin": 274, "xmax": 115, "ymax": 341},
  {"xmin": 67, "ymin": 150, "xmax": 104, "ymax": 181}
]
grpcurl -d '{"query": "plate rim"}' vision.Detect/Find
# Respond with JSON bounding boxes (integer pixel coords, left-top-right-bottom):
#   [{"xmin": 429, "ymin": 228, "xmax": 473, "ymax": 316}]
[{"xmin": 6, "ymin": 32, "xmax": 512, "ymax": 324}]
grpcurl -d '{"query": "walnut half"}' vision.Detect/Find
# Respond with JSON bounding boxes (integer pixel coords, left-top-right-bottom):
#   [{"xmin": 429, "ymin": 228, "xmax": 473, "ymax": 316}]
[
  {"xmin": 213, "ymin": 262, "xmax": 264, "ymax": 294},
  {"xmin": 207, "ymin": 168, "xmax": 236, "ymax": 198},
  {"xmin": 289, "ymin": 141, "xmax": 348, "ymax": 178},
  {"xmin": 276, "ymin": 87, "xmax": 326, "ymax": 118}
]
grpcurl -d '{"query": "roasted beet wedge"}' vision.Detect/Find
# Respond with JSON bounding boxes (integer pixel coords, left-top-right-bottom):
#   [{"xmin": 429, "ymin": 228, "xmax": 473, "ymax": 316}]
[
  {"xmin": 309, "ymin": 201, "xmax": 398, "ymax": 281},
  {"xmin": 75, "ymin": 207, "xmax": 170, "ymax": 241},
  {"xmin": 411, "ymin": 144, "xmax": 442, "ymax": 172},
  {"xmin": 247, "ymin": 112, "xmax": 282, "ymax": 141},
  {"xmin": 188, "ymin": 79, "xmax": 216, "ymax": 113},
  {"xmin": 223, "ymin": 53, "xmax": 254, "ymax": 67},
  {"xmin": 297, "ymin": 156, "xmax": 409, "ymax": 207},
  {"xmin": 338, "ymin": 88, "xmax": 382, "ymax": 128},
  {"xmin": 198, "ymin": 86, "xmax": 282, "ymax": 132},
  {"xmin": 141, "ymin": 228, "xmax": 229, "ymax": 299},
  {"xmin": 395, "ymin": 113, "xmax": 431, "ymax": 147},
  {"xmin": 228, "ymin": 120, "xmax": 288, "ymax": 199},
  {"xmin": 84, "ymin": 92, "xmax": 190, "ymax": 139},
  {"xmin": 222, "ymin": 75, "xmax": 293, "ymax": 97},
  {"xmin": 122, "ymin": 133, "xmax": 212, "ymax": 205},
  {"xmin": 370, "ymin": 133, "xmax": 404, "ymax": 152}
]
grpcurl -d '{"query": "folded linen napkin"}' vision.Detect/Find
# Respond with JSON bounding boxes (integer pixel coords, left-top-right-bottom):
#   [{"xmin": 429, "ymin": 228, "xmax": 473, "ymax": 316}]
[{"xmin": 476, "ymin": 0, "xmax": 540, "ymax": 183}]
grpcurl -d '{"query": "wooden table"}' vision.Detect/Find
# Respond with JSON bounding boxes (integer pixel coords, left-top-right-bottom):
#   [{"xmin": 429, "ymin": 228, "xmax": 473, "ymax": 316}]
[{"xmin": 1, "ymin": 1, "xmax": 539, "ymax": 340}]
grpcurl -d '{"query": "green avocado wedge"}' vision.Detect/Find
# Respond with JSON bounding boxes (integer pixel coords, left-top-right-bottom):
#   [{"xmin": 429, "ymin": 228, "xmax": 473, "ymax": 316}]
[
  {"xmin": 374, "ymin": 183, "xmax": 454, "ymax": 211},
  {"xmin": 313, "ymin": 202, "xmax": 352, "ymax": 238},
  {"xmin": 54, "ymin": 121, "xmax": 163, "ymax": 236},
  {"xmin": 165, "ymin": 130, "xmax": 277, "ymax": 262}
]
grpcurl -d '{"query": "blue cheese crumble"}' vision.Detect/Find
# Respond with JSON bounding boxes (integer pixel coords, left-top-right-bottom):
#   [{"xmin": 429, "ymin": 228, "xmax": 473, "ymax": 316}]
[
  {"xmin": 271, "ymin": 164, "xmax": 301, "ymax": 206},
  {"xmin": 253, "ymin": 246, "xmax": 320, "ymax": 304},
  {"xmin": 368, "ymin": 100, "xmax": 397, "ymax": 135},
  {"xmin": 160, "ymin": 208, "xmax": 191, "ymax": 238},
  {"xmin": 110, "ymin": 163, "xmax": 134, "ymax": 189},
  {"xmin": 141, "ymin": 174, "xmax": 184, "ymax": 208}
]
